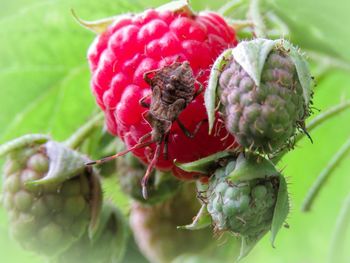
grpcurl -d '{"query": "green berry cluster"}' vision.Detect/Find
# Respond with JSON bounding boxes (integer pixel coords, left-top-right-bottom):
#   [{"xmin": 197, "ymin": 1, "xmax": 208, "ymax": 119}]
[
  {"xmin": 207, "ymin": 160, "xmax": 279, "ymax": 238},
  {"xmin": 2, "ymin": 144, "xmax": 100, "ymax": 256}
]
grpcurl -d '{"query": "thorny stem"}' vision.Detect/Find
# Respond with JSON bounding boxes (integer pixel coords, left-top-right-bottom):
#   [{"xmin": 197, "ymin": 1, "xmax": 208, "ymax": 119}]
[
  {"xmin": 273, "ymin": 101, "xmax": 350, "ymax": 164},
  {"xmin": 307, "ymin": 50, "xmax": 350, "ymax": 73},
  {"xmin": 265, "ymin": 11, "xmax": 290, "ymax": 37},
  {"xmin": 248, "ymin": 0, "xmax": 267, "ymax": 38},
  {"xmin": 313, "ymin": 64, "xmax": 334, "ymax": 85},
  {"xmin": 328, "ymin": 193, "xmax": 350, "ymax": 263},
  {"xmin": 301, "ymin": 136, "xmax": 350, "ymax": 212},
  {"xmin": 218, "ymin": 0, "xmax": 247, "ymax": 16},
  {"xmin": 307, "ymin": 50, "xmax": 350, "ymax": 86},
  {"xmin": 305, "ymin": 101, "xmax": 350, "ymax": 132},
  {"xmin": 226, "ymin": 18, "xmax": 254, "ymax": 31},
  {"xmin": 64, "ymin": 112, "xmax": 105, "ymax": 150}
]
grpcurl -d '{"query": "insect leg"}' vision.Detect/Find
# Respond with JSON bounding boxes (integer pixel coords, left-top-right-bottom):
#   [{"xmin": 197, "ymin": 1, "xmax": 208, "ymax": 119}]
[
  {"xmin": 163, "ymin": 133, "xmax": 170, "ymax": 160},
  {"xmin": 143, "ymin": 68, "xmax": 160, "ymax": 85},
  {"xmin": 86, "ymin": 139, "xmax": 154, "ymax": 165},
  {"xmin": 193, "ymin": 80, "xmax": 204, "ymax": 100},
  {"xmin": 141, "ymin": 141, "xmax": 162, "ymax": 199},
  {"xmin": 138, "ymin": 132, "xmax": 152, "ymax": 143},
  {"xmin": 176, "ymin": 119, "xmax": 208, "ymax": 139},
  {"xmin": 195, "ymin": 69, "xmax": 205, "ymax": 79},
  {"xmin": 139, "ymin": 95, "xmax": 151, "ymax": 108}
]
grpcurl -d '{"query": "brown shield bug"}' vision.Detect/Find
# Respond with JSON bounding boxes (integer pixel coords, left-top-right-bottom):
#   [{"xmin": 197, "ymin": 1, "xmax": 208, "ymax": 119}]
[{"xmin": 87, "ymin": 60, "xmax": 205, "ymax": 198}]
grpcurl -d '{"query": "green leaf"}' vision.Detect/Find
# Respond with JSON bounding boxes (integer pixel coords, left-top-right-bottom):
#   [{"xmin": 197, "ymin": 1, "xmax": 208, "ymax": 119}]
[
  {"xmin": 0, "ymin": 0, "xmax": 132, "ymax": 144},
  {"xmin": 205, "ymin": 48, "xmax": 233, "ymax": 134},
  {"xmin": 228, "ymin": 153, "xmax": 279, "ymax": 182},
  {"xmin": 174, "ymin": 151, "xmax": 232, "ymax": 174},
  {"xmin": 178, "ymin": 204, "xmax": 212, "ymax": 230},
  {"xmin": 268, "ymin": 1, "xmax": 350, "ymax": 61},
  {"xmin": 270, "ymin": 175, "xmax": 290, "ymax": 247},
  {"xmin": 1, "ymin": 0, "xmax": 350, "ymax": 263}
]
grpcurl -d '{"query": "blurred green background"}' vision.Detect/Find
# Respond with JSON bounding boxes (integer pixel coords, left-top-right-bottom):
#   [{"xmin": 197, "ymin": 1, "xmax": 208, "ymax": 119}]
[{"xmin": 0, "ymin": 0, "xmax": 350, "ymax": 262}]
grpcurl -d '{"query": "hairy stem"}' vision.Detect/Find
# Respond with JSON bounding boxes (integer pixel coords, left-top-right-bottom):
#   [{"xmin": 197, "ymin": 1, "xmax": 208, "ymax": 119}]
[
  {"xmin": 265, "ymin": 11, "xmax": 290, "ymax": 37},
  {"xmin": 328, "ymin": 193, "xmax": 350, "ymax": 263},
  {"xmin": 218, "ymin": 0, "xmax": 247, "ymax": 16},
  {"xmin": 307, "ymin": 50, "xmax": 350, "ymax": 73},
  {"xmin": 305, "ymin": 101, "xmax": 350, "ymax": 132},
  {"xmin": 301, "ymin": 136, "xmax": 350, "ymax": 212},
  {"xmin": 248, "ymin": 0, "xmax": 267, "ymax": 38},
  {"xmin": 64, "ymin": 112, "xmax": 105, "ymax": 150}
]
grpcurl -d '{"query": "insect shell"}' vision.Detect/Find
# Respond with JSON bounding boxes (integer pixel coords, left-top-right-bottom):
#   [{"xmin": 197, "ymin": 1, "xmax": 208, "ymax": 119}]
[
  {"xmin": 142, "ymin": 60, "xmax": 197, "ymax": 144},
  {"xmin": 87, "ymin": 61, "xmax": 200, "ymax": 199}
]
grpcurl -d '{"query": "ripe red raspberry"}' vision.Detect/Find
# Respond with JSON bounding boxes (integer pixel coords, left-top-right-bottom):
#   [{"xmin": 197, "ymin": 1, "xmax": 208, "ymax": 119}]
[{"xmin": 88, "ymin": 4, "xmax": 237, "ymax": 179}]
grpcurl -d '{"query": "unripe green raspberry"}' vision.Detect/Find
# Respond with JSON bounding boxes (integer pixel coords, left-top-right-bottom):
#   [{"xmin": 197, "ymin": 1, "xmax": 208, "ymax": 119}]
[
  {"xmin": 1, "ymin": 137, "xmax": 102, "ymax": 256},
  {"xmin": 204, "ymin": 153, "xmax": 289, "ymax": 241},
  {"xmin": 207, "ymin": 39, "xmax": 313, "ymax": 154},
  {"xmin": 57, "ymin": 203, "xmax": 128, "ymax": 263},
  {"xmin": 118, "ymin": 153, "xmax": 180, "ymax": 205},
  {"xmin": 207, "ymin": 166, "xmax": 279, "ymax": 237},
  {"xmin": 174, "ymin": 152, "xmax": 290, "ymax": 260}
]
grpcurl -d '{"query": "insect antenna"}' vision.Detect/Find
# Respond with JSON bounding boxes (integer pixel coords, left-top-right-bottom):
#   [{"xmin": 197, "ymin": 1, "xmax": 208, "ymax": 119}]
[
  {"xmin": 85, "ymin": 140, "xmax": 154, "ymax": 165},
  {"xmin": 141, "ymin": 143, "xmax": 162, "ymax": 199}
]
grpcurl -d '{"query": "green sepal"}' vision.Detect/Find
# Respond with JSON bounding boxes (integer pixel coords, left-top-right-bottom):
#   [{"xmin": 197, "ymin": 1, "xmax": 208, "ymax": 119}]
[
  {"xmin": 89, "ymin": 203, "xmax": 112, "ymax": 242},
  {"xmin": 88, "ymin": 201, "xmax": 129, "ymax": 262},
  {"xmin": 205, "ymin": 48, "xmax": 233, "ymax": 134},
  {"xmin": 156, "ymin": 0, "xmax": 194, "ymax": 16},
  {"xmin": 177, "ymin": 204, "xmax": 211, "ymax": 230},
  {"xmin": 108, "ymin": 208, "xmax": 129, "ymax": 263},
  {"xmin": 174, "ymin": 151, "xmax": 232, "ymax": 174},
  {"xmin": 232, "ymin": 38, "xmax": 275, "ymax": 86},
  {"xmin": 0, "ymin": 134, "xmax": 50, "ymax": 157},
  {"xmin": 88, "ymin": 172, "xmax": 103, "ymax": 238},
  {"xmin": 236, "ymin": 232, "xmax": 267, "ymax": 262},
  {"xmin": 89, "ymin": 202, "xmax": 129, "ymax": 263},
  {"xmin": 196, "ymin": 179, "xmax": 209, "ymax": 193},
  {"xmin": 228, "ymin": 153, "xmax": 279, "ymax": 182},
  {"xmin": 277, "ymin": 40, "xmax": 313, "ymax": 105},
  {"xmin": 27, "ymin": 141, "xmax": 88, "ymax": 186},
  {"xmin": 71, "ymin": 9, "xmax": 126, "ymax": 34},
  {"xmin": 270, "ymin": 175, "xmax": 290, "ymax": 247},
  {"xmin": 231, "ymin": 38, "xmax": 312, "ymax": 105}
]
